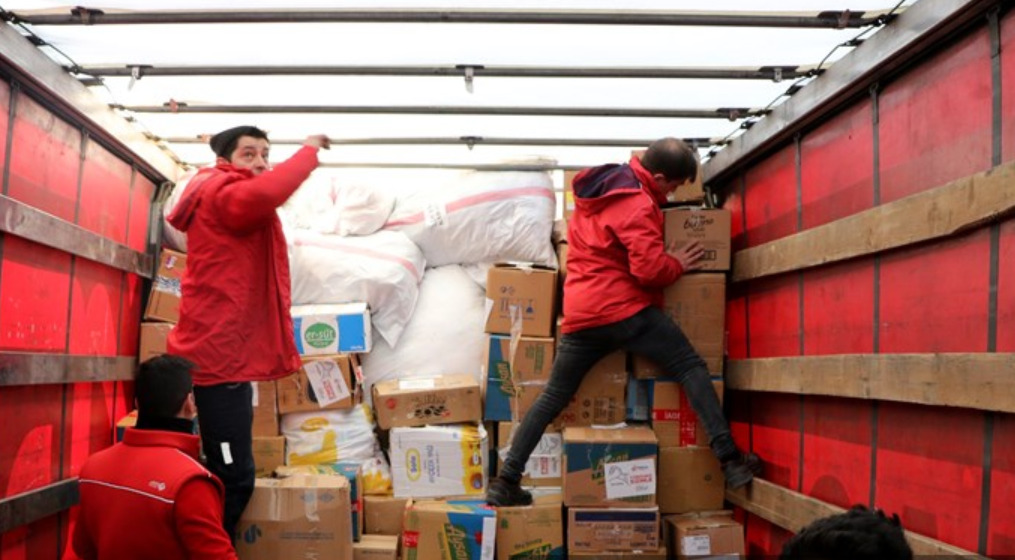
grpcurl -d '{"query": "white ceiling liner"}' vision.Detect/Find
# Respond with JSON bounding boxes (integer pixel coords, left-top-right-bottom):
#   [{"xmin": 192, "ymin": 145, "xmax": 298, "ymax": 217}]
[{"xmin": 1, "ymin": 0, "xmax": 914, "ymax": 179}]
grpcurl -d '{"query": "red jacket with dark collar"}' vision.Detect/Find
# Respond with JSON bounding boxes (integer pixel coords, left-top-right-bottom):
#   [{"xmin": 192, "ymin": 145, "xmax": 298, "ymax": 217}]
[
  {"xmin": 167, "ymin": 146, "xmax": 319, "ymax": 386},
  {"xmin": 562, "ymin": 155, "xmax": 684, "ymax": 333},
  {"xmin": 71, "ymin": 429, "xmax": 237, "ymax": 560}
]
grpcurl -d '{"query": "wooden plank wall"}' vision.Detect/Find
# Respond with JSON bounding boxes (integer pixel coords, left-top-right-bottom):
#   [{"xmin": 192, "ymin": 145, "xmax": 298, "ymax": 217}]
[
  {"xmin": 0, "ymin": 72, "xmax": 156, "ymax": 558},
  {"xmin": 718, "ymin": 8, "xmax": 1015, "ymax": 558}
]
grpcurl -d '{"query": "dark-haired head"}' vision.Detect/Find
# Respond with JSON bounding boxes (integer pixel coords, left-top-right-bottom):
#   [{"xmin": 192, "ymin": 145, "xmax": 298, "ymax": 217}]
[
  {"xmin": 640, "ymin": 137, "xmax": 698, "ymax": 185},
  {"xmin": 209, "ymin": 125, "xmax": 269, "ymax": 159},
  {"xmin": 135, "ymin": 355, "xmax": 196, "ymax": 423},
  {"xmin": 780, "ymin": 505, "xmax": 913, "ymax": 560}
]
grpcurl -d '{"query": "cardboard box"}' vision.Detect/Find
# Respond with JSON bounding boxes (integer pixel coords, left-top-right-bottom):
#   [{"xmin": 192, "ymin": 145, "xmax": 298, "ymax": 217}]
[
  {"xmin": 552, "ymin": 218, "xmax": 568, "ymax": 245},
  {"xmin": 650, "ymin": 379, "xmax": 724, "ymax": 447},
  {"xmin": 236, "ymin": 474, "xmax": 352, "ymax": 560},
  {"xmin": 513, "ymin": 351, "xmax": 627, "ymax": 428},
  {"xmin": 355, "ymin": 534, "xmax": 399, "ymax": 560},
  {"xmin": 496, "ymin": 496, "xmax": 564, "ymax": 560},
  {"xmin": 510, "ymin": 337, "xmax": 556, "ymax": 383},
  {"xmin": 668, "ymin": 512, "xmax": 744, "ymax": 560},
  {"xmin": 292, "ymin": 302, "xmax": 372, "ymax": 354},
  {"xmin": 138, "ymin": 322, "xmax": 173, "ymax": 362},
  {"xmin": 497, "ymin": 422, "xmax": 563, "ymax": 487},
  {"xmin": 389, "ymin": 424, "xmax": 488, "ymax": 499},
  {"xmin": 483, "ymin": 335, "xmax": 514, "ymax": 422},
  {"xmin": 364, "ymin": 495, "xmax": 411, "ymax": 536},
  {"xmin": 485, "ymin": 264, "xmax": 558, "ymax": 337},
  {"xmin": 568, "ymin": 507, "xmax": 660, "ymax": 553},
  {"xmin": 275, "ymin": 462, "xmax": 365, "ymax": 542},
  {"xmin": 251, "ymin": 381, "xmax": 279, "ymax": 437},
  {"xmin": 277, "ymin": 355, "xmax": 356, "ymax": 415},
  {"xmin": 556, "ymin": 242, "xmax": 568, "ymax": 282},
  {"xmin": 144, "ymin": 248, "xmax": 186, "ymax": 323},
  {"xmin": 563, "ymin": 171, "xmax": 578, "ymax": 222},
  {"xmin": 662, "ymin": 208, "xmax": 731, "ymax": 271},
  {"xmin": 563, "ymin": 426, "xmax": 658, "ymax": 507},
  {"xmin": 251, "ymin": 436, "xmax": 285, "ymax": 478},
  {"xmin": 657, "ymin": 447, "xmax": 724, "ymax": 514},
  {"xmin": 632, "ymin": 274, "xmax": 726, "ymax": 376},
  {"xmin": 373, "ymin": 374, "xmax": 482, "ymax": 430},
  {"xmin": 569, "ymin": 547, "xmax": 667, "ymax": 559},
  {"xmin": 401, "ymin": 500, "xmax": 496, "ymax": 560}
]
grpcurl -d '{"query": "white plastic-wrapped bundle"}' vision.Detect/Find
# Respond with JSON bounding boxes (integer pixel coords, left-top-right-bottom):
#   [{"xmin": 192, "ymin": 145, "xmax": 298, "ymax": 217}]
[
  {"xmin": 160, "ymin": 168, "xmax": 200, "ymax": 252},
  {"xmin": 284, "ymin": 176, "xmax": 394, "ymax": 236},
  {"xmin": 287, "ymin": 229, "xmax": 425, "ymax": 348},
  {"xmin": 281, "ymin": 404, "xmax": 393, "ymax": 494},
  {"xmin": 359, "ymin": 265, "xmax": 486, "ymax": 395},
  {"xmin": 383, "ymin": 169, "xmax": 557, "ymax": 267}
]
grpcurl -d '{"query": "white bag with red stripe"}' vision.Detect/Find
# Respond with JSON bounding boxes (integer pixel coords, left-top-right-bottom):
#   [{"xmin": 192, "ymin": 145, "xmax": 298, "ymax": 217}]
[
  {"xmin": 287, "ymin": 229, "xmax": 426, "ymax": 348},
  {"xmin": 382, "ymin": 169, "xmax": 558, "ymax": 267}
]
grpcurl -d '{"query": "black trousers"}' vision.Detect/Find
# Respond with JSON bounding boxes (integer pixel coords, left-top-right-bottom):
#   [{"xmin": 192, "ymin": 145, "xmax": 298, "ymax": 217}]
[
  {"xmin": 193, "ymin": 381, "xmax": 255, "ymax": 541},
  {"xmin": 500, "ymin": 306, "xmax": 737, "ymax": 483}
]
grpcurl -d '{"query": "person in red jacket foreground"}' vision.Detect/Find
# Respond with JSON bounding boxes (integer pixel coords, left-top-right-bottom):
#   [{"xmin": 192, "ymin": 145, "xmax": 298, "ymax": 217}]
[
  {"xmin": 167, "ymin": 126, "xmax": 329, "ymax": 538},
  {"xmin": 488, "ymin": 137, "xmax": 761, "ymax": 507},
  {"xmin": 71, "ymin": 355, "xmax": 237, "ymax": 560}
]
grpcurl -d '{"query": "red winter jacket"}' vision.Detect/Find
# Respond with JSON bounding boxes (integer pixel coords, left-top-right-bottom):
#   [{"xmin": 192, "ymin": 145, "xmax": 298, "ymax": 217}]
[
  {"xmin": 167, "ymin": 147, "xmax": 319, "ymax": 386},
  {"xmin": 71, "ymin": 429, "xmax": 237, "ymax": 560},
  {"xmin": 562, "ymin": 155, "xmax": 684, "ymax": 333}
]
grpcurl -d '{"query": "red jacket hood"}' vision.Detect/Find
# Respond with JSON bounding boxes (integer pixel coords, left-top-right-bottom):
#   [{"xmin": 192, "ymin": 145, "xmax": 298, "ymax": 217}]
[
  {"xmin": 167, "ymin": 163, "xmax": 251, "ymax": 233},
  {"xmin": 571, "ymin": 155, "xmax": 667, "ymax": 214}
]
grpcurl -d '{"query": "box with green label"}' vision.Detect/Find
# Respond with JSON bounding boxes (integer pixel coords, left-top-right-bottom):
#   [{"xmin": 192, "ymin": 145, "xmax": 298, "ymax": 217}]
[
  {"xmin": 563, "ymin": 426, "xmax": 658, "ymax": 507},
  {"xmin": 495, "ymin": 495, "xmax": 564, "ymax": 560},
  {"xmin": 292, "ymin": 302, "xmax": 372, "ymax": 354}
]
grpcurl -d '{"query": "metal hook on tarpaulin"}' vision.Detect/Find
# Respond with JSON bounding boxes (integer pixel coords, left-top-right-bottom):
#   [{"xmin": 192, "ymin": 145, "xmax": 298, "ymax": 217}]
[
  {"xmin": 128, "ymin": 65, "xmax": 151, "ymax": 91},
  {"xmin": 461, "ymin": 136, "xmax": 481, "ymax": 150},
  {"xmin": 70, "ymin": 6, "xmax": 105, "ymax": 25},
  {"xmin": 456, "ymin": 64, "xmax": 484, "ymax": 94}
]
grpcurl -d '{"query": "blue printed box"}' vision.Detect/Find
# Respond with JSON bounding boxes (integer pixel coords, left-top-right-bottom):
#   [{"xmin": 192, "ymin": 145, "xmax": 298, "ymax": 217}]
[
  {"xmin": 292, "ymin": 302, "xmax": 372, "ymax": 354},
  {"xmin": 484, "ymin": 335, "xmax": 513, "ymax": 421}
]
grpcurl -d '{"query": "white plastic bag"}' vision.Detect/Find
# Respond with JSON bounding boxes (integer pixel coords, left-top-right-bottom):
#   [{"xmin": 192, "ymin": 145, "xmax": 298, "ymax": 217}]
[
  {"xmin": 287, "ymin": 229, "xmax": 425, "ymax": 348},
  {"xmin": 160, "ymin": 169, "xmax": 200, "ymax": 252},
  {"xmin": 383, "ymin": 170, "xmax": 557, "ymax": 267},
  {"xmin": 359, "ymin": 265, "xmax": 487, "ymax": 395}
]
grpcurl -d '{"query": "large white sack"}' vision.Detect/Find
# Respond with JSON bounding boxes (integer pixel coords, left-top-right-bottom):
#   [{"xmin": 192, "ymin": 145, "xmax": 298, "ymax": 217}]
[
  {"xmin": 287, "ymin": 229, "xmax": 425, "ymax": 348},
  {"xmin": 359, "ymin": 265, "xmax": 487, "ymax": 395},
  {"xmin": 160, "ymin": 169, "xmax": 200, "ymax": 252},
  {"xmin": 284, "ymin": 177, "xmax": 394, "ymax": 236},
  {"xmin": 382, "ymin": 170, "xmax": 557, "ymax": 267}
]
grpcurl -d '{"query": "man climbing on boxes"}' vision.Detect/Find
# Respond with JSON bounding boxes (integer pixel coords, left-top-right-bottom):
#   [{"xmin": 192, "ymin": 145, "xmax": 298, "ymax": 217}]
[
  {"xmin": 488, "ymin": 137, "xmax": 761, "ymax": 507},
  {"xmin": 166, "ymin": 126, "xmax": 329, "ymax": 538}
]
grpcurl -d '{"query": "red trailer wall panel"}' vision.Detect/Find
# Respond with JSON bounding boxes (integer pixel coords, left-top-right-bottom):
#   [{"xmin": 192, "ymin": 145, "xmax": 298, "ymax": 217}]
[
  {"xmin": 800, "ymin": 101, "xmax": 874, "ymax": 229},
  {"xmin": 6, "ymin": 95, "xmax": 80, "ymax": 221},
  {"xmin": 749, "ymin": 393, "xmax": 801, "ymax": 491},
  {"xmin": 878, "ymin": 30, "xmax": 992, "ymax": 203},
  {"xmin": 801, "ymin": 396, "xmax": 872, "ymax": 509},
  {"xmin": 743, "ymin": 145, "xmax": 796, "ymax": 247},
  {"xmin": 0, "ymin": 238, "xmax": 72, "ymax": 352},
  {"xmin": 875, "ymin": 402, "xmax": 984, "ymax": 551},
  {"xmin": 746, "ymin": 275, "xmax": 800, "ymax": 358},
  {"xmin": 999, "ymin": 10, "xmax": 1015, "ymax": 353},
  {"xmin": 999, "ymin": 8, "xmax": 1015, "ymax": 164},
  {"xmin": 0, "ymin": 81, "xmax": 8, "ymax": 177},
  {"xmin": 988, "ymin": 413, "xmax": 1015, "ymax": 557}
]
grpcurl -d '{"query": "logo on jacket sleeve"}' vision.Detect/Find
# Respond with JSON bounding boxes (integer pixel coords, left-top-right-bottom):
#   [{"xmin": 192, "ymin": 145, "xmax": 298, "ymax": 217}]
[{"xmin": 148, "ymin": 480, "xmax": 167, "ymax": 492}]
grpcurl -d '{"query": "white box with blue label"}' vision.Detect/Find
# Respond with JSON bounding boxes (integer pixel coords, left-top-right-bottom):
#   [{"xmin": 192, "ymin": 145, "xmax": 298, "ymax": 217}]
[{"xmin": 292, "ymin": 302, "xmax": 372, "ymax": 354}]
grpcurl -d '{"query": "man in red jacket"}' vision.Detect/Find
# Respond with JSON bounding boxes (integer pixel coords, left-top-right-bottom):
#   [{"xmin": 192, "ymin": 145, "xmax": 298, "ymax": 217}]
[
  {"xmin": 71, "ymin": 355, "xmax": 237, "ymax": 559},
  {"xmin": 167, "ymin": 126, "xmax": 329, "ymax": 538},
  {"xmin": 488, "ymin": 138, "xmax": 761, "ymax": 506}
]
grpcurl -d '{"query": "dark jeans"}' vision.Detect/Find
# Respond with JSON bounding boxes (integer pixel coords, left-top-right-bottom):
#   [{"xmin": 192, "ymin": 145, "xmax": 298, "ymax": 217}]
[
  {"xmin": 193, "ymin": 382, "xmax": 255, "ymax": 541},
  {"xmin": 500, "ymin": 306, "xmax": 738, "ymax": 484}
]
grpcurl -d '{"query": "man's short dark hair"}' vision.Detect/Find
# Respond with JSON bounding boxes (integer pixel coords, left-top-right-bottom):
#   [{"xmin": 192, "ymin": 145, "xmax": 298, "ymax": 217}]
[
  {"xmin": 640, "ymin": 137, "xmax": 698, "ymax": 183},
  {"xmin": 209, "ymin": 125, "xmax": 269, "ymax": 159},
  {"xmin": 780, "ymin": 505, "xmax": 913, "ymax": 560},
  {"xmin": 135, "ymin": 355, "xmax": 195, "ymax": 420}
]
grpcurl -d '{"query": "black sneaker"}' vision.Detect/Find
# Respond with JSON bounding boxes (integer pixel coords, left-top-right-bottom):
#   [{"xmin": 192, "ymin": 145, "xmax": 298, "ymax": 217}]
[
  {"xmin": 486, "ymin": 476, "xmax": 532, "ymax": 507},
  {"xmin": 723, "ymin": 452, "xmax": 762, "ymax": 489}
]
